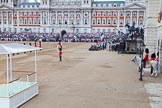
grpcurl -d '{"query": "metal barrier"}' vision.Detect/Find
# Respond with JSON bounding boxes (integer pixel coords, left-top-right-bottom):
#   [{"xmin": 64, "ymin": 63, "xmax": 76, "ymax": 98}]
[
  {"xmin": 9, "ymin": 77, "xmax": 20, "ymax": 83},
  {"xmin": 26, "ymin": 72, "xmax": 36, "ymax": 82}
]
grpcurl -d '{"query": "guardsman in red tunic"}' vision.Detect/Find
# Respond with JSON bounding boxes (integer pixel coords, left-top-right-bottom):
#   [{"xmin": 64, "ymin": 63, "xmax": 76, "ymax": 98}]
[
  {"xmin": 57, "ymin": 40, "xmax": 62, "ymax": 61},
  {"xmin": 143, "ymin": 48, "xmax": 149, "ymax": 68}
]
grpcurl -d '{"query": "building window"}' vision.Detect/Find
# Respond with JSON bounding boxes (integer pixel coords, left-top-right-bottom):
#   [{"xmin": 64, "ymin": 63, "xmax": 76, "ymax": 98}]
[
  {"xmin": 38, "ymin": 18, "xmax": 40, "ymax": 24},
  {"xmin": 102, "ymin": 11, "xmax": 106, "ymax": 16},
  {"xmin": 120, "ymin": 19, "xmax": 123, "ymax": 25},
  {"xmin": 113, "ymin": 29, "xmax": 116, "ymax": 33},
  {"xmin": 8, "ymin": 19, "xmax": 12, "ymax": 24},
  {"xmin": 84, "ymin": 13, "xmax": 88, "ymax": 17},
  {"xmin": 38, "ymin": 28, "xmax": 40, "ymax": 33},
  {"xmin": 97, "ymin": 29, "xmax": 100, "ymax": 33},
  {"xmin": 43, "ymin": 28, "xmax": 46, "ymax": 33},
  {"xmin": 92, "ymin": 12, "xmax": 96, "ymax": 16},
  {"xmin": 64, "ymin": 20, "xmax": 67, "ymax": 24},
  {"xmin": 14, "ymin": 19, "xmax": 17, "ymax": 24},
  {"xmin": 59, "ymin": 19, "xmax": 62, "ymax": 24},
  {"xmin": 70, "ymin": 19, "xmax": 73, "ymax": 24},
  {"xmin": 113, "ymin": 4, "xmax": 117, "ymax": 7},
  {"xmin": 28, "ymin": 12, "xmax": 32, "ymax": 16},
  {"xmin": 44, "ymin": 12, "xmax": 47, "ymax": 16},
  {"xmin": 108, "ymin": 4, "xmax": 112, "ymax": 7},
  {"xmin": 29, "ymin": 18, "xmax": 32, "ymax": 24},
  {"xmin": 70, "ymin": 12, "xmax": 74, "ymax": 17},
  {"xmin": 98, "ymin": 11, "xmax": 100, "ymax": 16},
  {"xmin": 103, "ymin": 4, "xmax": 107, "ymax": 7},
  {"xmin": 52, "ymin": 19, "xmax": 55, "ymax": 24},
  {"xmin": 113, "ymin": 19, "xmax": 117, "ymax": 24},
  {"xmin": 91, "ymin": 29, "xmax": 95, "ymax": 33},
  {"xmin": 126, "ymin": 11, "xmax": 130, "ymax": 16},
  {"xmin": 107, "ymin": 18, "xmax": 111, "ymax": 24},
  {"xmin": 52, "ymin": 12, "xmax": 56, "ymax": 16},
  {"xmin": 64, "ymin": 13, "xmax": 68, "ymax": 17},
  {"xmin": 33, "ymin": 12, "xmax": 37, "ymax": 16},
  {"xmin": 108, "ymin": 29, "xmax": 111, "ymax": 33},
  {"xmin": 24, "ymin": 12, "xmax": 27, "ymax": 16},
  {"xmin": 102, "ymin": 19, "xmax": 106, "ymax": 25},
  {"xmin": 20, "ymin": 19, "xmax": 23, "ymax": 24},
  {"xmin": 20, "ymin": 28, "xmax": 22, "ymax": 32},
  {"xmin": 19, "ymin": 12, "xmax": 23, "ymax": 16},
  {"xmin": 84, "ymin": 19, "xmax": 88, "ymax": 25},
  {"xmin": 139, "ymin": 18, "xmax": 143, "ymax": 25},
  {"xmin": 133, "ymin": 11, "xmax": 137, "ymax": 16},
  {"xmin": 4, "ymin": 28, "xmax": 6, "ymax": 32},
  {"xmin": 4, "ymin": 19, "xmax": 7, "ymax": 24},
  {"xmin": 98, "ymin": 4, "xmax": 101, "ymax": 7},
  {"xmin": 102, "ymin": 29, "xmax": 105, "ymax": 33},
  {"xmin": 114, "ymin": 11, "xmax": 117, "ymax": 16},
  {"xmin": 52, "ymin": 28, "xmax": 54, "ymax": 32},
  {"xmin": 9, "ymin": 28, "xmax": 11, "ymax": 32},
  {"xmin": 76, "ymin": 19, "xmax": 80, "ymax": 25},
  {"xmin": 24, "ymin": 19, "xmax": 27, "ymax": 24},
  {"xmin": 76, "ymin": 29, "xmax": 79, "ymax": 33},
  {"xmin": 33, "ymin": 18, "xmax": 37, "ymax": 24},
  {"xmin": 84, "ymin": 0, "xmax": 86, "ymax": 4},
  {"xmin": 43, "ymin": 18, "xmax": 47, "ymax": 24},
  {"xmin": 108, "ymin": 11, "xmax": 112, "ymax": 16},
  {"xmin": 139, "ymin": 11, "xmax": 144, "ymax": 16},
  {"xmin": 120, "ymin": 11, "xmax": 123, "ymax": 16},
  {"xmin": 76, "ymin": 12, "xmax": 80, "ymax": 17},
  {"xmin": 14, "ymin": 28, "xmax": 17, "ymax": 33},
  {"xmin": 126, "ymin": 18, "xmax": 130, "ymax": 24},
  {"xmin": 9, "ymin": 13, "xmax": 12, "ymax": 16},
  {"xmin": 92, "ymin": 19, "xmax": 95, "ymax": 25},
  {"xmin": 132, "ymin": 18, "xmax": 137, "ymax": 24},
  {"xmin": 97, "ymin": 19, "xmax": 100, "ymax": 24},
  {"xmin": 84, "ymin": 29, "xmax": 87, "ymax": 33},
  {"xmin": 120, "ymin": 3, "xmax": 124, "ymax": 7},
  {"xmin": 14, "ymin": 12, "xmax": 17, "ymax": 16}
]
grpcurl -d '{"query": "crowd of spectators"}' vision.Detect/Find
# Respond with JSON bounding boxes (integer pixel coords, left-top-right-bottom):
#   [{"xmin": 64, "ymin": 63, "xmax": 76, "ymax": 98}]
[{"xmin": 0, "ymin": 32, "xmax": 125, "ymax": 44}]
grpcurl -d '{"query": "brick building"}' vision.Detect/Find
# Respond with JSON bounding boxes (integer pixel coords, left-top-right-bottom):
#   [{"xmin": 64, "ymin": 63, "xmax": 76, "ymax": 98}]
[{"xmin": 0, "ymin": 0, "xmax": 146, "ymax": 33}]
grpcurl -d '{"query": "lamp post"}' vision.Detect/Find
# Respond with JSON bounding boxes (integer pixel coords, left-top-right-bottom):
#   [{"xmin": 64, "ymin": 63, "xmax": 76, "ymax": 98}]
[{"xmin": 139, "ymin": 40, "xmax": 145, "ymax": 81}]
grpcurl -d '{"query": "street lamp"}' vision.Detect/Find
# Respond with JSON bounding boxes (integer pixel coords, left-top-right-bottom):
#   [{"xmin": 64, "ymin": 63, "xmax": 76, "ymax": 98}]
[{"xmin": 139, "ymin": 40, "xmax": 145, "ymax": 81}]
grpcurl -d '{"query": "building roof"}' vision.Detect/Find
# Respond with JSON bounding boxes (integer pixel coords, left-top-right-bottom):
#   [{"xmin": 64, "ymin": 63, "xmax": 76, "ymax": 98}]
[
  {"xmin": 0, "ymin": 4, "xmax": 14, "ymax": 10},
  {"xmin": 0, "ymin": 43, "xmax": 41, "ymax": 54},
  {"xmin": 124, "ymin": 3, "xmax": 145, "ymax": 9},
  {"xmin": 18, "ymin": 2, "xmax": 40, "ymax": 8},
  {"xmin": 92, "ymin": 0, "xmax": 125, "ymax": 7}
]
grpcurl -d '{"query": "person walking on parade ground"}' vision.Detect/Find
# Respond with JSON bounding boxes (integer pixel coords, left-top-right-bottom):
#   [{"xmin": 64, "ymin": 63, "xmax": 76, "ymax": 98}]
[
  {"xmin": 34, "ymin": 39, "xmax": 37, "ymax": 47},
  {"xmin": 57, "ymin": 40, "xmax": 63, "ymax": 61},
  {"xmin": 39, "ymin": 38, "xmax": 42, "ymax": 48},
  {"xmin": 150, "ymin": 52, "xmax": 159, "ymax": 76},
  {"xmin": 150, "ymin": 53, "xmax": 156, "ymax": 75},
  {"xmin": 150, "ymin": 52, "xmax": 158, "ymax": 77},
  {"xmin": 39, "ymin": 38, "xmax": 42, "ymax": 51}
]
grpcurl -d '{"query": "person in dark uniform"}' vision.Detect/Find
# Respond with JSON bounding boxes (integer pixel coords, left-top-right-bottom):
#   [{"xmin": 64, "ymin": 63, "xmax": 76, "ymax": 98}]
[{"xmin": 57, "ymin": 40, "xmax": 62, "ymax": 61}]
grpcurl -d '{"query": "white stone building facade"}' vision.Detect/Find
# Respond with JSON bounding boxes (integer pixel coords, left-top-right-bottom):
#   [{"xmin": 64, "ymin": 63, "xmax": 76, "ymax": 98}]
[{"xmin": 0, "ymin": 0, "xmax": 146, "ymax": 33}]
